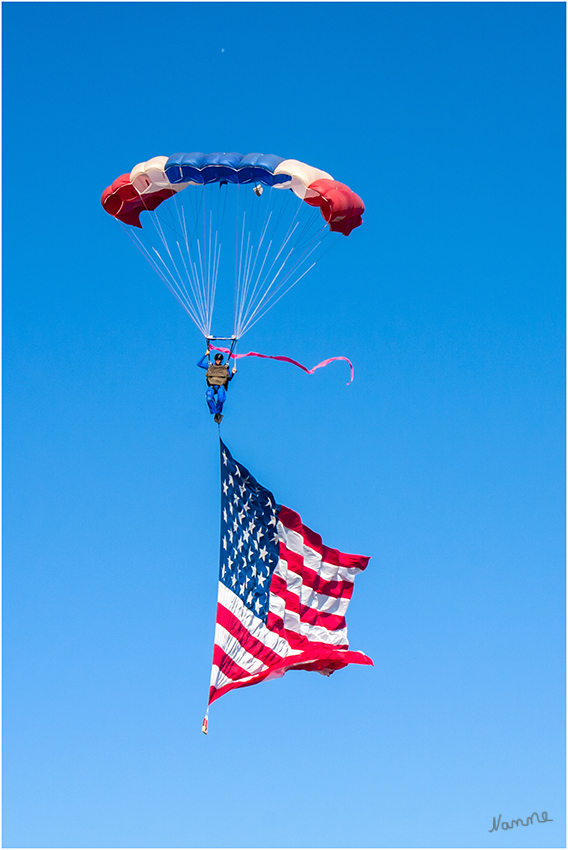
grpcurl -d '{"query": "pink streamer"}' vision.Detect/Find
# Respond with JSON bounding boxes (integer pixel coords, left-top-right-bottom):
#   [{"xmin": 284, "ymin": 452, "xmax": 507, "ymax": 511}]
[{"xmin": 209, "ymin": 346, "xmax": 354, "ymax": 384}]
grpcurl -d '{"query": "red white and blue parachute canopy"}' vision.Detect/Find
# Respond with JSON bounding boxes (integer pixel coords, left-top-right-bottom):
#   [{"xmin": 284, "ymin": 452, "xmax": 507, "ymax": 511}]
[{"xmin": 101, "ymin": 152, "xmax": 364, "ymax": 235}]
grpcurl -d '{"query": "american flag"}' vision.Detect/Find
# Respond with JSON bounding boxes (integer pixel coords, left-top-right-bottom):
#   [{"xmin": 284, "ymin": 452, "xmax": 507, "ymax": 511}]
[{"xmin": 204, "ymin": 440, "xmax": 372, "ymax": 729}]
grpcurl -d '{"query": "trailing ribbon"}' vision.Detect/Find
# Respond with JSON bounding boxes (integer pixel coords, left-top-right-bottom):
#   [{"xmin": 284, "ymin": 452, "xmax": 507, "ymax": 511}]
[{"xmin": 209, "ymin": 346, "xmax": 354, "ymax": 384}]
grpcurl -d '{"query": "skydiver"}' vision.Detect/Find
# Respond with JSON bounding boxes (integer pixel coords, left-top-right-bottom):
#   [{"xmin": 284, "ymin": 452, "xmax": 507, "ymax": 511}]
[{"xmin": 197, "ymin": 350, "xmax": 237, "ymax": 423}]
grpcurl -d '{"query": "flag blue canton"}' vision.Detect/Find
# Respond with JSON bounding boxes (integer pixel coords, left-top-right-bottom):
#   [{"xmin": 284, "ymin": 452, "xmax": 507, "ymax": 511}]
[{"xmin": 219, "ymin": 441, "xmax": 280, "ymax": 623}]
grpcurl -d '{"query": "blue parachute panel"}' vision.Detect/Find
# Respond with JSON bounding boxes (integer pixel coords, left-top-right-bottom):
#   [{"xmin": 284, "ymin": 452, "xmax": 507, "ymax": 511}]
[{"xmin": 164, "ymin": 152, "xmax": 288, "ymax": 186}]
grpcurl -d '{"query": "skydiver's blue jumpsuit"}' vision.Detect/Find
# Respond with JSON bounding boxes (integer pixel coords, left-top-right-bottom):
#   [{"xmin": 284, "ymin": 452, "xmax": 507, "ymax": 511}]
[{"xmin": 197, "ymin": 354, "xmax": 234, "ymax": 416}]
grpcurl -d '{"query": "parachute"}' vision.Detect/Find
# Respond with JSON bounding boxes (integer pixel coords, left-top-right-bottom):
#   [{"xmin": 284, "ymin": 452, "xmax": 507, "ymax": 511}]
[{"xmin": 101, "ymin": 152, "xmax": 364, "ymax": 342}]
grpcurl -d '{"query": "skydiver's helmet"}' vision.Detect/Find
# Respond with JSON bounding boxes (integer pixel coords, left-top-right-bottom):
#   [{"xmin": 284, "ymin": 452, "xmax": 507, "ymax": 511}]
[
  {"xmin": 214, "ymin": 353, "xmax": 224, "ymax": 364},
  {"xmin": 253, "ymin": 183, "xmax": 263, "ymax": 197}
]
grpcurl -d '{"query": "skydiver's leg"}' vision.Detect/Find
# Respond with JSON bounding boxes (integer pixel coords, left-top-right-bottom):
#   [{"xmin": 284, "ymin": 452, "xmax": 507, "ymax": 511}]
[
  {"xmin": 217, "ymin": 385, "xmax": 227, "ymax": 413},
  {"xmin": 205, "ymin": 387, "xmax": 217, "ymax": 415}
]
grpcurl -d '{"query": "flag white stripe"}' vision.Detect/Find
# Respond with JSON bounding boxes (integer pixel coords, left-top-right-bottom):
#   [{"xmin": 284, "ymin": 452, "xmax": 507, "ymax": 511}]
[
  {"xmin": 284, "ymin": 615, "xmax": 348, "ymax": 646},
  {"xmin": 214, "ymin": 624, "xmax": 271, "ymax": 675},
  {"xmin": 301, "ymin": 588, "xmax": 350, "ymax": 616},
  {"xmin": 278, "ymin": 523, "xmax": 364, "ymax": 582},
  {"xmin": 268, "ymin": 597, "xmax": 349, "ymax": 645},
  {"xmin": 273, "ymin": 558, "xmax": 351, "ymax": 616},
  {"xmin": 268, "ymin": 591, "xmax": 286, "ymax": 622},
  {"xmin": 209, "ymin": 663, "xmax": 258, "ymax": 692},
  {"xmin": 218, "ymin": 583, "xmax": 294, "ymax": 657}
]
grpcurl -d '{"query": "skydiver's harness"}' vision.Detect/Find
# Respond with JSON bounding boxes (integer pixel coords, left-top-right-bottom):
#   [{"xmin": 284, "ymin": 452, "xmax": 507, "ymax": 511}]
[
  {"xmin": 205, "ymin": 364, "xmax": 230, "ymax": 387},
  {"xmin": 205, "ymin": 338, "xmax": 237, "ymax": 388}
]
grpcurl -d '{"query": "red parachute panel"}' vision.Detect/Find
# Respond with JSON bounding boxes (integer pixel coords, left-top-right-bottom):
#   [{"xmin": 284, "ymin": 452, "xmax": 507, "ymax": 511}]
[
  {"xmin": 304, "ymin": 179, "xmax": 364, "ymax": 236},
  {"xmin": 101, "ymin": 174, "xmax": 175, "ymax": 228}
]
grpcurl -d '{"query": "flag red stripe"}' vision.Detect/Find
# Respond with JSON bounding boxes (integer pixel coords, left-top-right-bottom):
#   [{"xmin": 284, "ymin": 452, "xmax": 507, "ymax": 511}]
[
  {"xmin": 212, "ymin": 645, "xmax": 258, "ymax": 683},
  {"xmin": 216, "ymin": 603, "xmax": 286, "ymax": 668},
  {"xmin": 279, "ymin": 505, "xmax": 370, "ymax": 570},
  {"xmin": 269, "ymin": 573, "xmax": 347, "ymax": 632},
  {"xmin": 209, "ymin": 644, "xmax": 373, "ymax": 704},
  {"xmin": 209, "ymin": 667, "xmax": 277, "ymax": 704},
  {"xmin": 266, "ymin": 611, "xmax": 349, "ymax": 650},
  {"xmin": 278, "ymin": 546, "xmax": 355, "ymax": 599}
]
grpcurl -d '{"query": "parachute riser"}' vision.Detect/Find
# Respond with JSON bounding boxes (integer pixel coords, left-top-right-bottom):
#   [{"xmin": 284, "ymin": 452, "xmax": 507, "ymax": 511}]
[{"xmin": 206, "ymin": 336, "xmax": 238, "ymax": 361}]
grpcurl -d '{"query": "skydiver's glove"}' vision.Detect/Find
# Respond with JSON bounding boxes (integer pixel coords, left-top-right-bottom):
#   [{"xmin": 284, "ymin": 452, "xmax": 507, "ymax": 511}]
[{"xmin": 232, "ymin": 366, "xmax": 237, "ymax": 374}]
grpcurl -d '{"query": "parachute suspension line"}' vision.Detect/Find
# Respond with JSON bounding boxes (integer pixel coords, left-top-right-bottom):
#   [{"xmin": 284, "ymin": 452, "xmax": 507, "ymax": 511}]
[
  {"xmin": 200, "ymin": 186, "xmax": 213, "ymax": 338},
  {"xmin": 175, "ymin": 199, "xmax": 209, "ymax": 330},
  {"xmin": 235, "ymin": 197, "xmax": 256, "ymax": 339},
  {"xmin": 240, "ymin": 263, "xmax": 318, "ymax": 338},
  {"xmin": 240, "ymin": 190, "xmax": 258, "ymax": 313},
  {"xmin": 234, "ymin": 188, "xmax": 301, "ymax": 338},
  {"xmin": 124, "ymin": 176, "xmax": 346, "ymax": 343},
  {"xmin": 240, "ymin": 229, "xmax": 254, "ymax": 334},
  {"xmin": 235, "ymin": 212, "xmax": 276, "ymax": 336},
  {"xmin": 243, "ymin": 238, "xmax": 298, "ymax": 328},
  {"xmin": 233, "ymin": 183, "xmax": 266, "ymax": 339},
  {"xmin": 148, "ymin": 209, "xmax": 210, "ymax": 332},
  {"xmin": 234, "ymin": 187, "xmax": 276, "ymax": 339},
  {"xmin": 238, "ymin": 193, "xmax": 335, "ymax": 336},
  {"xmin": 175, "ymin": 185, "xmax": 225, "ymax": 338},
  {"xmin": 202, "ymin": 186, "xmax": 208, "ymax": 312},
  {"xmin": 243, "ymin": 224, "xmax": 344, "ymax": 334},
  {"xmin": 195, "ymin": 237, "xmax": 209, "ymax": 336},
  {"xmin": 235, "ymin": 216, "xmax": 301, "ymax": 337},
  {"xmin": 233, "ymin": 184, "xmax": 240, "ymax": 339},
  {"xmin": 175, "ymin": 237, "xmax": 208, "ymax": 331},
  {"xmin": 186, "ymin": 179, "xmax": 203, "ymax": 245},
  {"xmin": 125, "ymin": 224, "xmax": 179, "ymax": 299},
  {"xmin": 174, "ymin": 239, "xmax": 201, "ymax": 314},
  {"xmin": 234, "ymin": 209, "xmax": 248, "ymax": 338},
  {"xmin": 143, "ymin": 188, "xmax": 204, "ymax": 326},
  {"xmin": 170, "ymin": 197, "xmax": 208, "ymax": 326},
  {"xmin": 123, "ymin": 225, "xmax": 207, "ymax": 334},
  {"xmin": 228, "ymin": 336, "xmax": 238, "ymax": 361},
  {"xmin": 209, "ymin": 228, "xmax": 222, "ymax": 340},
  {"xmin": 206, "ymin": 208, "xmax": 214, "ymax": 337},
  {"xmin": 268, "ymin": 185, "xmax": 294, "ymax": 241},
  {"xmin": 191, "ymin": 189, "xmax": 213, "ymax": 334},
  {"xmin": 136, "ymin": 192, "xmax": 209, "ymax": 334},
  {"xmin": 236, "ymin": 220, "xmax": 267, "ymax": 337},
  {"xmin": 238, "ymin": 222, "xmax": 331, "ymax": 337},
  {"xmin": 208, "ymin": 205, "xmax": 221, "ymax": 337},
  {"xmin": 139, "ymin": 190, "xmax": 209, "ymax": 334},
  {"xmin": 210, "ymin": 182, "xmax": 228, "ymax": 336},
  {"xmin": 149, "ymin": 242, "xmax": 206, "ymax": 332},
  {"xmin": 240, "ymin": 246, "xmax": 321, "ymax": 337},
  {"xmin": 259, "ymin": 220, "xmax": 330, "ymax": 301},
  {"xmin": 197, "ymin": 191, "xmax": 216, "ymax": 337},
  {"xmin": 234, "ymin": 187, "xmax": 249, "ymax": 338}
]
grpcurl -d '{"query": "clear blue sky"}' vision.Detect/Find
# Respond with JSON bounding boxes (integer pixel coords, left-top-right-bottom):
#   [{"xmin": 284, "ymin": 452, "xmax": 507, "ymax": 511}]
[{"xmin": 3, "ymin": 2, "xmax": 565, "ymax": 848}]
